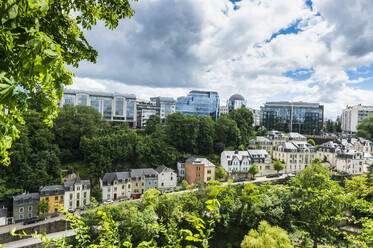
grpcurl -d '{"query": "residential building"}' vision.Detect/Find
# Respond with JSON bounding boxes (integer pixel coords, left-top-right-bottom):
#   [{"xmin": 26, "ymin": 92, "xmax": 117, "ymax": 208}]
[
  {"xmin": 177, "ymin": 156, "xmax": 193, "ymax": 180},
  {"xmin": 130, "ymin": 168, "xmax": 158, "ymax": 192},
  {"xmin": 60, "ymin": 89, "xmax": 137, "ymax": 127},
  {"xmin": 0, "ymin": 207, "xmax": 7, "ymax": 226},
  {"xmin": 227, "ymin": 94, "xmax": 246, "ymax": 112},
  {"xmin": 39, "ymin": 185, "xmax": 65, "ymax": 214},
  {"xmin": 100, "ymin": 172, "xmax": 131, "ymax": 201},
  {"xmin": 316, "ymin": 141, "xmax": 342, "ymax": 166},
  {"xmin": 155, "ymin": 165, "xmax": 177, "ymax": 192},
  {"xmin": 219, "ymin": 105, "xmax": 229, "ymax": 115},
  {"xmin": 176, "ymin": 90, "xmax": 220, "ymax": 121},
  {"xmin": 341, "ymin": 105, "xmax": 373, "ymax": 134},
  {"xmin": 129, "ymin": 172, "xmax": 145, "ymax": 197},
  {"xmin": 150, "ymin": 97, "xmax": 176, "ymax": 120},
  {"xmin": 286, "ymin": 132, "xmax": 307, "ymax": 142},
  {"xmin": 13, "ymin": 193, "xmax": 39, "ymax": 222},
  {"xmin": 260, "ymin": 101, "xmax": 324, "ymax": 134},
  {"xmin": 64, "ymin": 176, "xmax": 90, "ymax": 210},
  {"xmin": 265, "ymin": 130, "xmax": 289, "ymax": 155},
  {"xmin": 248, "ymin": 136, "xmax": 272, "ymax": 153},
  {"xmin": 136, "ymin": 99, "xmax": 160, "ymax": 128},
  {"xmin": 272, "ymin": 141, "xmax": 316, "ymax": 173},
  {"xmin": 336, "ymin": 150, "xmax": 364, "ymax": 175},
  {"xmin": 251, "ymin": 109, "xmax": 261, "ymax": 126},
  {"xmin": 185, "ymin": 157, "xmax": 216, "ymax": 184},
  {"xmin": 220, "ymin": 150, "xmax": 251, "ymax": 173},
  {"xmin": 247, "ymin": 149, "xmax": 275, "ymax": 176}
]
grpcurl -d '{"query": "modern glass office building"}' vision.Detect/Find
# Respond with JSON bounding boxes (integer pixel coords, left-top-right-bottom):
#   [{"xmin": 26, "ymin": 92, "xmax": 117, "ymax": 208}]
[
  {"xmin": 227, "ymin": 94, "xmax": 246, "ymax": 112},
  {"xmin": 150, "ymin": 97, "xmax": 176, "ymax": 120},
  {"xmin": 260, "ymin": 101, "xmax": 324, "ymax": 134},
  {"xmin": 60, "ymin": 89, "xmax": 137, "ymax": 127},
  {"xmin": 176, "ymin": 91, "xmax": 220, "ymax": 121}
]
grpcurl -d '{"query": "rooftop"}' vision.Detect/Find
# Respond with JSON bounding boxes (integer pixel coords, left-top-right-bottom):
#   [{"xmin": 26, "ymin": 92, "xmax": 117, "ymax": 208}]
[{"xmin": 229, "ymin": 94, "xmax": 245, "ymax": 101}]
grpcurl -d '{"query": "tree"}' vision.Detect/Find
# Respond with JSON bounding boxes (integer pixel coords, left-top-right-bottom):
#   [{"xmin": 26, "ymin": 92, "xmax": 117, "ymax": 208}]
[
  {"xmin": 241, "ymin": 221, "xmax": 293, "ymax": 248},
  {"xmin": 215, "ymin": 166, "xmax": 227, "ymax": 180},
  {"xmin": 249, "ymin": 164, "xmax": 259, "ymax": 179},
  {"xmin": 0, "ymin": 0, "xmax": 136, "ymax": 165},
  {"xmin": 215, "ymin": 115, "xmax": 241, "ymax": 148},
  {"xmin": 229, "ymin": 108, "xmax": 254, "ymax": 145},
  {"xmin": 145, "ymin": 115, "xmax": 161, "ymax": 135},
  {"xmin": 273, "ymin": 160, "xmax": 284, "ymax": 175},
  {"xmin": 345, "ymin": 175, "xmax": 371, "ymax": 199},
  {"xmin": 307, "ymin": 139, "xmax": 316, "ymax": 146},
  {"xmin": 53, "ymin": 105, "xmax": 103, "ymax": 162},
  {"xmin": 356, "ymin": 114, "xmax": 373, "ymax": 140},
  {"xmin": 38, "ymin": 199, "xmax": 49, "ymax": 216},
  {"xmin": 214, "ymin": 142, "xmax": 226, "ymax": 155},
  {"xmin": 196, "ymin": 116, "xmax": 214, "ymax": 155}
]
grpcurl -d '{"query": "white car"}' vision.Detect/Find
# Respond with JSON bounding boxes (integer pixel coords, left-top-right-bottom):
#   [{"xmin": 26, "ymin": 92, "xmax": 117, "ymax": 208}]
[{"xmin": 104, "ymin": 199, "xmax": 114, "ymax": 205}]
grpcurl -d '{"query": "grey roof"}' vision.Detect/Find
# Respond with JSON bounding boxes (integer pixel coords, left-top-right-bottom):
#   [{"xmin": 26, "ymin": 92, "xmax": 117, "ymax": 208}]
[
  {"xmin": 150, "ymin": 96, "xmax": 176, "ymax": 103},
  {"xmin": 130, "ymin": 168, "xmax": 158, "ymax": 178},
  {"xmin": 229, "ymin": 94, "xmax": 245, "ymax": 101},
  {"xmin": 155, "ymin": 165, "xmax": 175, "ymax": 174},
  {"xmin": 286, "ymin": 132, "xmax": 307, "ymax": 140},
  {"xmin": 64, "ymin": 88, "xmax": 136, "ymax": 99},
  {"xmin": 186, "ymin": 156, "xmax": 197, "ymax": 163},
  {"xmin": 64, "ymin": 176, "xmax": 90, "ymax": 190},
  {"xmin": 249, "ymin": 136, "xmax": 271, "ymax": 143},
  {"xmin": 13, "ymin": 193, "xmax": 40, "ymax": 202},
  {"xmin": 40, "ymin": 185, "xmax": 64, "ymax": 195},
  {"xmin": 102, "ymin": 172, "xmax": 130, "ymax": 185},
  {"xmin": 0, "ymin": 207, "xmax": 7, "ymax": 218}
]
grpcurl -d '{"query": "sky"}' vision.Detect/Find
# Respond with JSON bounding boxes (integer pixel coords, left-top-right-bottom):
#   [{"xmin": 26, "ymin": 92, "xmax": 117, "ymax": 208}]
[{"xmin": 68, "ymin": 0, "xmax": 373, "ymax": 119}]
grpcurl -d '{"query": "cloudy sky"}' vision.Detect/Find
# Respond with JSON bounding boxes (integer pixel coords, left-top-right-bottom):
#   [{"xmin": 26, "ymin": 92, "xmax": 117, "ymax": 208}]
[{"xmin": 69, "ymin": 0, "xmax": 373, "ymax": 119}]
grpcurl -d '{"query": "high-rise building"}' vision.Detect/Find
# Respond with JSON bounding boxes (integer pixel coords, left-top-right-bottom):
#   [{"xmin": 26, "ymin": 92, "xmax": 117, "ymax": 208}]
[
  {"xmin": 227, "ymin": 94, "xmax": 246, "ymax": 112},
  {"xmin": 341, "ymin": 105, "xmax": 373, "ymax": 134},
  {"xmin": 260, "ymin": 101, "xmax": 324, "ymax": 134},
  {"xmin": 60, "ymin": 89, "xmax": 137, "ymax": 127},
  {"xmin": 176, "ymin": 90, "xmax": 220, "ymax": 121},
  {"xmin": 247, "ymin": 108, "xmax": 261, "ymax": 126},
  {"xmin": 150, "ymin": 97, "xmax": 176, "ymax": 120},
  {"xmin": 136, "ymin": 99, "xmax": 160, "ymax": 128}
]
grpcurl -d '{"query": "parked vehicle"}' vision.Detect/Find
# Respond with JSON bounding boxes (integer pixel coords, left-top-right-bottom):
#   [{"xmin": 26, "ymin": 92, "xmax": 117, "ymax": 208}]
[
  {"xmin": 23, "ymin": 218, "xmax": 40, "ymax": 225},
  {"xmin": 51, "ymin": 212, "xmax": 59, "ymax": 218},
  {"xmin": 266, "ymin": 174, "xmax": 278, "ymax": 178},
  {"xmin": 104, "ymin": 199, "xmax": 114, "ymax": 205},
  {"xmin": 67, "ymin": 208, "xmax": 76, "ymax": 214}
]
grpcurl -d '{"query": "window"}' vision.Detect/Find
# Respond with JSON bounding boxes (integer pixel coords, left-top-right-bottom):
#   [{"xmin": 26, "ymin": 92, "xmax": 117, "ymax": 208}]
[
  {"xmin": 114, "ymin": 187, "xmax": 117, "ymax": 191},
  {"xmin": 69, "ymin": 202, "xmax": 73, "ymax": 207},
  {"xmin": 136, "ymin": 183, "xmax": 138, "ymax": 186},
  {"xmin": 77, "ymin": 193, "xmax": 80, "ymax": 199},
  {"xmin": 108, "ymin": 188, "xmax": 111, "ymax": 192},
  {"xmin": 128, "ymin": 184, "xmax": 131, "ymax": 188},
  {"xmin": 70, "ymin": 186, "xmax": 73, "ymax": 191},
  {"xmin": 84, "ymin": 192, "xmax": 87, "ymax": 198},
  {"xmin": 161, "ymin": 183, "xmax": 164, "ymax": 186},
  {"xmin": 77, "ymin": 186, "xmax": 80, "ymax": 191},
  {"xmin": 122, "ymin": 185, "xmax": 125, "ymax": 190},
  {"xmin": 107, "ymin": 194, "xmax": 110, "ymax": 199},
  {"xmin": 84, "ymin": 185, "xmax": 87, "ymax": 190},
  {"xmin": 55, "ymin": 196, "xmax": 58, "ymax": 201},
  {"xmin": 28, "ymin": 206, "xmax": 32, "ymax": 212},
  {"xmin": 70, "ymin": 193, "xmax": 73, "ymax": 200},
  {"xmin": 19, "ymin": 207, "xmax": 24, "ymax": 213},
  {"xmin": 19, "ymin": 214, "xmax": 24, "ymax": 220},
  {"xmin": 171, "ymin": 177, "xmax": 173, "ymax": 181},
  {"xmin": 207, "ymin": 170, "xmax": 211, "ymax": 174}
]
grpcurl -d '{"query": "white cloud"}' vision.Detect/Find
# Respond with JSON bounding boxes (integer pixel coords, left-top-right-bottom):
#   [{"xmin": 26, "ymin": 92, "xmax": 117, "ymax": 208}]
[{"xmin": 71, "ymin": 0, "xmax": 373, "ymax": 119}]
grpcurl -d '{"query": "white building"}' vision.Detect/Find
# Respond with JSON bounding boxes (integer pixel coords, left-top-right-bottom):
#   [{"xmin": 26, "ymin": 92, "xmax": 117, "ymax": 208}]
[
  {"xmin": 341, "ymin": 105, "xmax": 373, "ymax": 134},
  {"xmin": 177, "ymin": 156, "xmax": 192, "ymax": 180},
  {"xmin": 336, "ymin": 150, "xmax": 364, "ymax": 175},
  {"xmin": 60, "ymin": 89, "xmax": 137, "ymax": 127},
  {"xmin": 64, "ymin": 176, "xmax": 90, "ymax": 210},
  {"xmin": 272, "ymin": 141, "xmax": 316, "ymax": 173},
  {"xmin": 221, "ymin": 150, "xmax": 252, "ymax": 173},
  {"xmin": 0, "ymin": 207, "xmax": 7, "ymax": 226},
  {"xmin": 155, "ymin": 165, "xmax": 177, "ymax": 192},
  {"xmin": 150, "ymin": 97, "xmax": 176, "ymax": 120},
  {"xmin": 286, "ymin": 132, "xmax": 307, "ymax": 142},
  {"xmin": 100, "ymin": 172, "xmax": 131, "ymax": 201},
  {"xmin": 248, "ymin": 136, "xmax": 272, "ymax": 153},
  {"xmin": 219, "ymin": 106, "xmax": 229, "ymax": 115},
  {"xmin": 247, "ymin": 149, "xmax": 275, "ymax": 176},
  {"xmin": 316, "ymin": 141, "xmax": 342, "ymax": 166},
  {"xmin": 247, "ymin": 108, "xmax": 261, "ymax": 126}
]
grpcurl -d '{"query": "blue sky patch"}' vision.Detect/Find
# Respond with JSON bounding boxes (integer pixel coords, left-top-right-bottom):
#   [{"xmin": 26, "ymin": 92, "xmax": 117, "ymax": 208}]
[
  {"xmin": 283, "ymin": 68, "xmax": 314, "ymax": 81},
  {"xmin": 266, "ymin": 19, "xmax": 302, "ymax": 43},
  {"xmin": 305, "ymin": 0, "xmax": 313, "ymax": 10}
]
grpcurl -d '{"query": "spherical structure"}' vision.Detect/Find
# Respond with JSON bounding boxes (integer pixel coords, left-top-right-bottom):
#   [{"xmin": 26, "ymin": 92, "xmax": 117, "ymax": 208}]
[{"xmin": 229, "ymin": 94, "xmax": 245, "ymax": 101}]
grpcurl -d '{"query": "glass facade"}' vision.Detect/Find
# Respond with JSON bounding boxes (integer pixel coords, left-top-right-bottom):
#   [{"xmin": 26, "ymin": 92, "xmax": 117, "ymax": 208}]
[
  {"xmin": 115, "ymin": 98, "xmax": 124, "ymax": 116},
  {"xmin": 64, "ymin": 94, "xmax": 75, "ymax": 105},
  {"xmin": 77, "ymin": 95, "xmax": 88, "ymax": 106},
  {"xmin": 176, "ymin": 91, "xmax": 220, "ymax": 120},
  {"xmin": 150, "ymin": 97, "xmax": 176, "ymax": 119},
  {"xmin": 260, "ymin": 102, "xmax": 324, "ymax": 134},
  {"xmin": 227, "ymin": 94, "xmax": 246, "ymax": 112},
  {"xmin": 126, "ymin": 99, "xmax": 135, "ymax": 120},
  {"xmin": 103, "ymin": 100, "xmax": 113, "ymax": 119}
]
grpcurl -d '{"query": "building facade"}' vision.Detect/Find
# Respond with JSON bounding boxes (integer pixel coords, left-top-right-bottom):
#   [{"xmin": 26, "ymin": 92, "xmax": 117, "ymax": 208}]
[
  {"xmin": 63, "ymin": 177, "xmax": 91, "ymax": 210},
  {"xmin": 13, "ymin": 193, "xmax": 40, "ymax": 222},
  {"xmin": 260, "ymin": 102, "xmax": 324, "ymax": 134},
  {"xmin": 150, "ymin": 97, "xmax": 176, "ymax": 120},
  {"xmin": 130, "ymin": 169, "xmax": 158, "ymax": 192},
  {"xmin": 247, "ymin": 149, "xmax": 275, "ymax": 176},
  {"xmin": 336, "ymin": 150, "xmax": 364, "ymax": 175},
  {"xmin": 185, "ymin": 157, "xmax": 216, "ymax": 184},
  {"xmin": 39, "ymin": 185, "xmax": 65, "ymax": 214},
  {"xmin": 176, "ymin": 91, "xmax": 220, "ymax": 121},
  {"xmin": 130, "ymin": 173, "xmax": 145, "ymax": 197},
  {"xmin": 136, "ymin": 99, "xmax": 160, "ymax": 128},
  {"xmin": 100, "ymin": 172, "xmax": 131, "ymax": 201},
  {"xmin": 155, "ymin": 165, "xmax": 177, "ymax": 192},
  {"xmin": 316, "ymin": 141, "xmax": 342, "ymax": 166},
  {"xmin": 341, "ymin": 105, "xmax": 373, "ymax": 134},
  {"xmin": 220, "ymin": 151, "xmax": 251, "ymax": 173},
  {"xmin": 0, "ymin": 207, "xmax": 6, "ymax": 226},
  {"xmin": 60, "ymin": 89, "xmax": 137, "ymax": 127},
  {"xmin": 248, "ymin": 136, "xmax": 272, "ymax": 153},
  {"xmin": 227, "ymin": 94, "xmax": 246, "ymax": 112},
  {"xmin": 219, "ymin": 106, "xmax": 229, "ymax": 115}
]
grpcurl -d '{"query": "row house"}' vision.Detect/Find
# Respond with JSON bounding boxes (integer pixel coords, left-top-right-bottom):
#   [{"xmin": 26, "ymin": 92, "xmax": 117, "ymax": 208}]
[
  {"xmin": 177, "ymin": 156, "xmax": 191, "ymax": 180},
  {"xmin": 63, "ymin": 176, "xmax": 91, "ymax": 210},
  {"xmin": 248, "ymin": 136, "xmax": 272, "ymax": 153},
  {"xmin": 272, "ymin": 141, "xmax": 316, "ymax": 173},
  {"xmin": 155, "ymin": 165, "xmax": 177, "ymax": 192},
  {"xmin": 185, "ymin": 157, "xmax": 216, "ymax": 184},
  {"xmin": 316, "ymin": 141, "xmax": 343, "ymax": 166},
  {"xmin": 100, "ymin": 172, "xmax": 131, "ymax": 202},
  {"xmin": 39, "ymin": 185, "xmax": 65, "ymax": 214},
  {"xmin": 265, "ymin": 130, "xmax": 289, "ymax": 155},
  {"xmin": 13, "ymin": 193, "xmax": 39, "ymax": 222},
  {"xmin": 336, "ymin": 150, "xmax": 365, "ymax": 175},
  {"xmin": 0, "ymin": 207, "xmax": 7, "ymax": 226},
  {"xmin": 286, "ymin": 132, "xmax": 307, "ymax": 142},
  {"xmin": 247, "ymin": 149, "xmax": 275, "ymax": 176}
]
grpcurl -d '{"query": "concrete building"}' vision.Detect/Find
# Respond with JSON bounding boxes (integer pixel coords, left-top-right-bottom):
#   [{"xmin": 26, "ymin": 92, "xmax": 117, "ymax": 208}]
[
  {"xmin": 219, "ymin": 106, "xmax": 229, "ymax": 115},
  {"xmin": 247, "ymin": 149, "xmax": 275, "ymax": 176},
  {"xmin": 136, "ymin": 99, "xmax": 160, "ymax": 128},
  {"xmin": 341, "ymin": 105, "xmax": 373, "ymax": 134},
  {"xmin": 251, "ymin": 109, "xmax": 261, "ymax": 126},
  {"xmin": 227, "ymin": 94, "xmax": 246, "ymax": 112},
  {"xmin": 248, "ymin": 136, "xmax": 272, "ymax": 153},
  {"xmin": 176, "ymin": 91, "xmax": 220, "ymax": 121},
  {"xmin": 60, "ymin": 89, "xmax": 137, "ymax": 127},
  {"xmin": 39, "ymin": 185, "xmax": 65, "ymax": 214},
  {"xmin": 272, "ymin": 141, "xmax": 316, "ymax": 173},
  {"xmin": 336, "ymin": 150, "xmax": 364, "ymax": 175},
  {"xmin": 220, "ymin": 151, "xmax": 251, "ymax": 173},
  {"xmin": 286, "ymin": 132, "xmax": 307, "ymax": 142},
  {"xmin": 316, "ymin": 141, "xmax": 342, "ymax": 166},
  {"xmin": 130, "ymin": 169, "xmax": 158, "ymax": 192},
  {"xmin": 100, "ymin": 172, "xmax": 131, "ymax": 201},
  {"xmin": 150, "ymin": 97, "xmax": 176, "ymax": 120},
  {"xmin": 13, "ymin": 193, "xmax": 40, "ymax": 222},
  {"xmin": 185, "ymin": 157, "xmax": 216, "ymax": 184},
  {"xmin": 63, "ymin": 176, "xmax": 90, "ymax": 210},
  {"xmin": 261, "ymin": 101, "xmax": 324, "ymax": 134},
  {"xmin": 0, "ymin": 207, "xmax": 7, "ymax": 226},
  {"xmin": 129, "ymin": 172, "xmax": 145, "ymax": 198},
  {"xmin": 155, "ymin": 165, "xmax": 177, "ymax": 192}
]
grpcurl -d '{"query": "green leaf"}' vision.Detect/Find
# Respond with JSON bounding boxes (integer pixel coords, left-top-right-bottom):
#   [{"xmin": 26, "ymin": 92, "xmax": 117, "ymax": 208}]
[{"xmin": 8, "ymin": 4, "xmax": 18, "ymax": 20}]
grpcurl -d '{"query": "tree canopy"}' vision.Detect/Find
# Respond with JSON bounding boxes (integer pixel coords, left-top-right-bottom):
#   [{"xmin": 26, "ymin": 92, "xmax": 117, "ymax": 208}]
[
  {"xmin": 356, "ymin": 114, "xmax": 373, "ymax": 141},
  {"xmin": 0, "ymin": 0, "xmax": 137, "ymax": 165}
]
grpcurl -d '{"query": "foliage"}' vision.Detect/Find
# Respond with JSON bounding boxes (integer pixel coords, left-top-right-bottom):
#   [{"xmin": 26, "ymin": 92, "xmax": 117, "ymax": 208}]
[
  {"xmin": 241, "ymin": 221, "xmax": 293, "ymax": 248},
  {"xmin": 307, "ymin": 139, "xmax": 316, "ymax": 146},
  {"xmin": 0, "ymin": 0, "xmax": 137, "ymax": 165},
  {"xmin": 145, "ymin": 115, "xmax": 161, "ymax": 135},
  {"xmin": 215, "ymin": 115, "xmax": 241, "ymax": 148},
  {"xmin": 345, "ymin": 175, "xmax": 372, "ymax": 199},
  {"xmin": 229, "ymin": 108, "xmax": 254, "ymax": 145},
  {"xmin": 37, "ymin": 199, "xmax": 49, "ymax": 215},
  {"xmin": 249, "ymin": 164, "xmax": 259, "ymax": 179},
  {"xmin": 356, "ymin": 114, "xmax": 373, "ymax": 140},
  {"xmin": 273, "ymin": 160, "xmax": 284, "ymax": 174},
  {"xmin": 324, "ymin": 120, "xmax": 341, "ymax": 133},
  {"xmin": 215, "ymin": 166, "xmax": 227, "ymax": 180}
]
